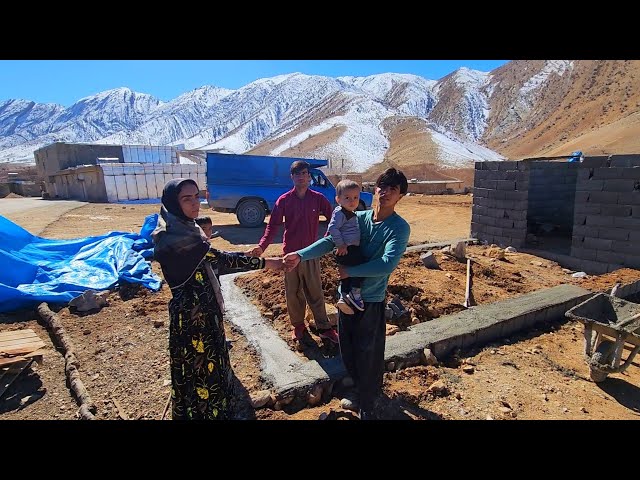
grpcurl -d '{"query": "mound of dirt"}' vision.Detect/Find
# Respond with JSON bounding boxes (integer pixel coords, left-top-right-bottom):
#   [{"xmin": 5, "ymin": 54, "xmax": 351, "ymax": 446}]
[{"xmin": 235, "ymin": 246, "xmax": 640, "ymax": 358}]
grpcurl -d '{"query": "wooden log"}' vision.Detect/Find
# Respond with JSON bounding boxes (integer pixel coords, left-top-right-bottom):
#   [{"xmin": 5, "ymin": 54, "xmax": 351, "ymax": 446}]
[
  {"xmin": 37, "ymin": 302, "xmax": 96, "ymax": 420},
  {"xmin": 161, "ymin": 391, "xmax": 172, "ymax": 420}
]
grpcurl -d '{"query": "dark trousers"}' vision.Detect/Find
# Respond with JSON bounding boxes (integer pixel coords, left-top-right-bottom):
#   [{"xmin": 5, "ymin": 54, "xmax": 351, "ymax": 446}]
[
  {"xmin": 334, "ymin": 245, "xmax": 364, "ymax": 292},
  {"xmin": 337, "ymin": 301, "xmax": 386, "ymax": 412}
]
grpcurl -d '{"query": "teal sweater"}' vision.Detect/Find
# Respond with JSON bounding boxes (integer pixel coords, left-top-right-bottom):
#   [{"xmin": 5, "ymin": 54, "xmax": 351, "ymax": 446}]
[{"xmin": 297, "ymin": 209, "xmax": 410, "ymax": 302}]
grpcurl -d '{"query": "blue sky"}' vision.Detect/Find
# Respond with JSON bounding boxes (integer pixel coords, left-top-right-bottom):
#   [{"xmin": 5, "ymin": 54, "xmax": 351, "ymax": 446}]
[{"xmin": 0, "ymin": 60, "xmax": 508, "ymax": 107}]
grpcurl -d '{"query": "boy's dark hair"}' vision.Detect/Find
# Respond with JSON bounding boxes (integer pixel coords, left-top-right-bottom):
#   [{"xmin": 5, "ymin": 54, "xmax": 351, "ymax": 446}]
[
  {"xmin": 290, "ymin": 160, "xmax": 310, "ymax": 175},
  {"xmin": 375, "ymin": 168, "xmax": 408, "ymax": 195},
  {"xmin": 336, "ymin": 179, "xmax": 361, "ymax": 196},
  {"xmin": 195, "ymin": 216, "xmax": 212, "ymax": 227}
]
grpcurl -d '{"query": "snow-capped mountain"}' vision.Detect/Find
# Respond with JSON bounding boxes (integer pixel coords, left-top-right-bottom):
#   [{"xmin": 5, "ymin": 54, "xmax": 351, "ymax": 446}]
[{"xmin": 1, "ymin": 60, "xmax": 636, "ymax": 170}]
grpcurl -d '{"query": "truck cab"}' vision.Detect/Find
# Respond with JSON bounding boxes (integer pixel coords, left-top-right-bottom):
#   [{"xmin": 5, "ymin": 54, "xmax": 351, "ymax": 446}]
[{"xmin": 205, "ymin": 153, "xmax": 373, "ymax": 227}]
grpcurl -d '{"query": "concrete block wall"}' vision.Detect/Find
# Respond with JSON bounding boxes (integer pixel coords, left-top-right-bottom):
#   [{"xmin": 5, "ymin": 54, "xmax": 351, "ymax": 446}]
[
  {"xmin": 471, "ymin": 161, "xmax": 529, "ymax": 248},
  {"xmin": 571, "ymin": 155, "xmax": 640, "ymax": 273},
  {"xmin": 527, "ymin": 161, "xmax": 579, "ymax": 234}
]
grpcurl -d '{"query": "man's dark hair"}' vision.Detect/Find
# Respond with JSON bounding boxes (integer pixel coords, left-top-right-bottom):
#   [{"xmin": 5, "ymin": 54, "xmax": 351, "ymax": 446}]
[
  {"xmin": 375, "ymin": 168, "xmax": 408, "ymax": 195},
  {"xmin": 290, "ymin": 160, "xmax": 310, "ymax": 175},
  {"xmin": 195, "ymin": 216, "xmax": 212, "ymax": 227}
]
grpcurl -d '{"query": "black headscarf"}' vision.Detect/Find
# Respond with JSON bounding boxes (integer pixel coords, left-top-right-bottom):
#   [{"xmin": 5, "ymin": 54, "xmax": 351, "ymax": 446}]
[{"xmin": 152, "ymin": 178, "xmax": 209, "ymax": 289}]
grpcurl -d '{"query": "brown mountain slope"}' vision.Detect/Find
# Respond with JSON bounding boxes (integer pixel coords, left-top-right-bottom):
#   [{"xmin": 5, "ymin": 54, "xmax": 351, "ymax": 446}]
[
  {"xmin": 486, "ymin": 60, "xmax": 640, "ymax": 158},
  {"xmin": 362, "ymin": 117, "xmax": 466, "ymax": 182}
]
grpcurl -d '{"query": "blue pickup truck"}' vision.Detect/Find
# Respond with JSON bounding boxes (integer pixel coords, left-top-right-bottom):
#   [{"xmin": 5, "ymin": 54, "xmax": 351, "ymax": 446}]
[{"xmin": 205, "ymin": 152, "xmax": 373, "ymax": 227}]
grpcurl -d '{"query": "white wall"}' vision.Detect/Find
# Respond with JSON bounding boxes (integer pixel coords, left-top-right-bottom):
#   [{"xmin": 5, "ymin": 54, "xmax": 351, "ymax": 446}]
[{"xmin": 100, "ymin": 163, "xmax": 206, "ymax": 202}]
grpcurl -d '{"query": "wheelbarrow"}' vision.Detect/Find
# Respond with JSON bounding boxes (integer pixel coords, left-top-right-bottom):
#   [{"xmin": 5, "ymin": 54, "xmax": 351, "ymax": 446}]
[{"xmin": 565, "ymin": 293, "xmax": 640, "ymax": 382}]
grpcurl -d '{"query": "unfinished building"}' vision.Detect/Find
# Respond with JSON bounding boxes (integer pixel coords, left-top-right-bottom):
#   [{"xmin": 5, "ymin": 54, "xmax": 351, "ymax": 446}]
[
  {"xmin": 471, "ymin": 155, "xmax": 640, "ymax": 274},
  {"xmin": 34, "ymin": 142, "xmax": 205, "ymax": 202}
]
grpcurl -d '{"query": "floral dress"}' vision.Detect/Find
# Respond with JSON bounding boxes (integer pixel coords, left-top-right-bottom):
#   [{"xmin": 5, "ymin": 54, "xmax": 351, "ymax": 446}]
[{"xmin": 168, "ymin": 248, "xmax": 264, "ymax": 420}]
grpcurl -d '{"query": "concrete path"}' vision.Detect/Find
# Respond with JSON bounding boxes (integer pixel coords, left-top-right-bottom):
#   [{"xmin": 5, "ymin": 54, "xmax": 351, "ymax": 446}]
[{"xmin": 0, "ymin": 197, "xmax": 87, "ymax": 235}]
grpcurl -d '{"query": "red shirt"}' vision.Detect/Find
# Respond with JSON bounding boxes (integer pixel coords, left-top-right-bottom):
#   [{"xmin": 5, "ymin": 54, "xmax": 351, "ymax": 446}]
[{"xmin": 258, "ymin": 188, "xmax": 333, "ymax": 254}]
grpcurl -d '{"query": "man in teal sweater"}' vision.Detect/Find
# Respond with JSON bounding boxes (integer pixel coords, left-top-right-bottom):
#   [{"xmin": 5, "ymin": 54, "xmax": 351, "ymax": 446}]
[{"xmin": 284, "ymin": 168, "xmax": 410, "ymax": 420}]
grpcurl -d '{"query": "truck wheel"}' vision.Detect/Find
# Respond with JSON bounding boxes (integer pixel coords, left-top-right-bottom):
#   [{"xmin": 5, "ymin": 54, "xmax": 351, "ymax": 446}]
[
  {"xmin": 589, "ymin": 340, "xmax": 614, "ymax": 382},
  {"xmin": 236, "ymin": 200, "xmax": 266, "ymax": 227},
  {"xmin": 357, "ymin": 200, "xmax": 366, "ymax": 211}
]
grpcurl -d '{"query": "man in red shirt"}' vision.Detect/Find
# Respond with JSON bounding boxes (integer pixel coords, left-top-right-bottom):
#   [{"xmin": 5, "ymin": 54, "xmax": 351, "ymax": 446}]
[{"xmin": 246, "ymin": 160, "xmax": 339, "ymax": 344}]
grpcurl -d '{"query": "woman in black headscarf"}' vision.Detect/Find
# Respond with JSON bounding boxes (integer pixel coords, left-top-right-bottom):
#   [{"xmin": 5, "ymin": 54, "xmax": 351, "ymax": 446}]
[{"xmin": 153, "ymin": 178, "xmax": 283, "ymax": 420}]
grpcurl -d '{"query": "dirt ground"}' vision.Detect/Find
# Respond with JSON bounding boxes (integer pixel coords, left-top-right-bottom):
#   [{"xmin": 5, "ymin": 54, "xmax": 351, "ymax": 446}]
[{"xmin": 1, "ymin": 194, "xmax": 640, "ymax": 421}]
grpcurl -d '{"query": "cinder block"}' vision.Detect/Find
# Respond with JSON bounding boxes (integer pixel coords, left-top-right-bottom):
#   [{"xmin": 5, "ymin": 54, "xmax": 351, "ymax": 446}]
[
  {"xmin": 497, "ymin": 162, "xmax": 519, "ymax": 171},
  {"xmin": 596, "ymin": 250, "xmax": 625, "ymax": 265},
  {"xmin": 577, "ymin": 169, "xmax": 591, "ymax": 181},
  {"xmin": 590, "ymin": 191, "xmax": 619, "ymax": 204},
  {"xmin": 478, "ymin": 234, "xmax": 494, "ymax": 244},
  {"xmin": 577, "ymin": 259, "xmax": 609, "ymax": 274},
  {"xmin": 488, "ymin": 189, "xmax": 507, "ymax": 200},
  {"xmin": 512, "ymin": 220, "xmax": 527, "ymax": 230},
  {"xmin": 597, "ymin": 228, "xmax": 629, "ymax": 241},
  {"xmin": 583, "ymin": 236, "xmax": 612, "ymax": 250},
  {"xmin": 488, "ymin": 208, "xmax": 506, "ymax": 219},
  {"xmin": 479, "ymin": 215, "xmax": 496, "ymax": 226},
  {"xmin": 574, "ymin": 204, "xmax": 601, "ymax": 215},
  {"xmin": 604, "ymin": 179, "xmax": 637, "ymax": 192},
  {"xmin": 504, "ymin": 190, "xmax": 527, "ymax": 201},
  {"xmin": 571, "ymin": 246, "xmax": 597, "ymax": 261},
  {"xmin": 585, "ymin": 215, "xmax": 614, "ymax": 227},
  {"xmin": 572, "ymin": 225, "xmax": 590, "ymax": 237},
  {"xmin": 612, "ymin": 241, "xmax": 638, "ymax": 255},
  {"xmin": 470, "ymin": 222, "xmax": 485, "ymax": 234},
  {"xmin": 607, "ymin": 264, "xmax": 626, "ymax": 273},
  {"xmin": 630, "ymin": 231, "xmax": 640, "ymax": 243},
  {"xmin": 614, "ymin": 217, "xmax": 640, "ymax": 229},
  {"xmin": 601, "ymin": 205, "xmax": 632, "ymax": 217},
  {"xmin": 504, "ymin": 171, "xmax": 528, "ymax": 181},
  {"xmin": 592, "ymin": 167, "xmax": 628, "ymax": 179},
  {"xmin": 618, "ymin": 192, "xmax": 640, "ymax": 205},
  {"xmin": 486, "ymin": 162, "xmax": 500, "ymax": 171},
  {"xmin": 472, "ymin": 187, "xmax": 490, "ymax": 198},
  {"xmin": 623, "ymin": 255, "xmax": 640, "ymax": 269},
  {"xmin": 505, "ymin": 209, "xmax": 527, "ymax": 220},
  {"xmin": 582, "ymin": 156, "xmax": 611, "ymax": 168},
  {"xmin": 620, "ymin": 167, "xmax": 640, "ymax": 180},
  {"xmin": 475, "ymin": 162, "xmax": 486, "ymax": 170},
  {"xmin": 472, "ymin": 204, "xmax": 488, "ymax": 216},
  {"xmin": 610, "ymin": 155, "xmax": 640, "ymax": 168},
  {"xmin": 575, "ymin": 191, "xmax": 590, "ymax": 203},
  {"xmin": 495, "ymin": 218, "xmax": 515, "ymax": 228},
  {"xmin": 576, "ymin": 179, "xmax": 605, "ymax": 192},
  {"xmin": 474, "ymin": 196, "xmax": 490, "ymax": 207},
  {"xmin": 477, "ymin": 179, "xmax": 498, "ymax": 190}
]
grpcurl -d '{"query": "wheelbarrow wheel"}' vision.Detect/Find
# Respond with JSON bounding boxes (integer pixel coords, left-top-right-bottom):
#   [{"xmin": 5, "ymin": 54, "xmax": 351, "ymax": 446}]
[{"xmin": 590, "ymin": 340, "xmax": 614, "ymax": 382}]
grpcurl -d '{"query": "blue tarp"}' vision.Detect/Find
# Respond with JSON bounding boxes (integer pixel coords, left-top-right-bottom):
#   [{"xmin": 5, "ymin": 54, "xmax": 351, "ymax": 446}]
[{"xmin": 0, "ymin": 214, "xmax": 162, "ymax": 313}]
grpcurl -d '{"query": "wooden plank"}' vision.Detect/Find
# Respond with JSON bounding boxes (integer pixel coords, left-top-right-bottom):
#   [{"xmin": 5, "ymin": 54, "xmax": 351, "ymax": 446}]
[
  {"xmin": 0, "ymin": 349, "xmax": 45, "ymax": 368},
  {"xmin": 0, "ymin": 359, "xmax": 33, "ymax": 399},
  {"xmin": 463, "ymin": 259, "xmax": 476, "ymax": 308},
  {"xmin": 0, "ymin": 336, "xmax": 44, "ymax": 348},
  {"xmin": 0, "ymin": 329, "xmax": 39, "ymax": 342},
  {"xmin": 0, "ymin": 342, "xmax": 46, "ymax": 356}
]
